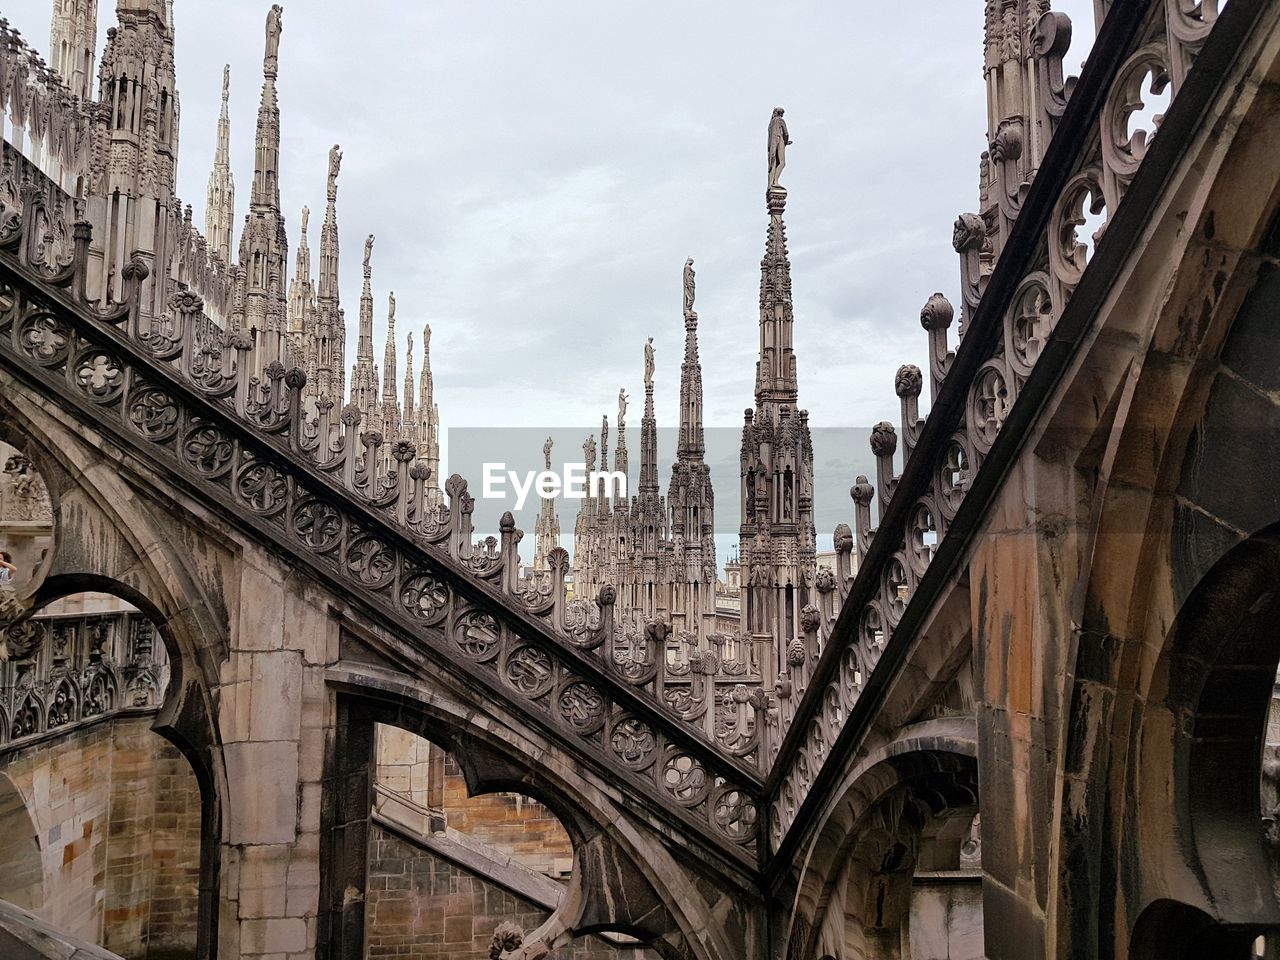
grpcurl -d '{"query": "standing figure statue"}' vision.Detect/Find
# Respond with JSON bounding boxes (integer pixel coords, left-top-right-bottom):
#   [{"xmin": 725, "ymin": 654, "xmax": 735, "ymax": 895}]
[
  {"xmin": 767, "ymin": 107, "xmax": 791, "ymax": 188},
  {"xmin": 300, "ymin": 205, "xmax": 309, "ymax": 235},
  {"xmin": 682, "ymin": 258, "xmax": 696, "ymax": 318},
  {"xmin": 388, "ymin": 291, "xmax": 396, "ymax": 323},
  {"xmin": 327, "ymin": 144, "xmax": 342, "ymax": 198},
  {"xmin": 644, "ymin": 337, "xmax": 655, "ymax": 388},
  {"xmin": 264, "ymin": 5, "xmax": 283, "ymax": 76},
  {"xmin": 363, "ymin": 234, "xmax": 374, "ymax": 274},
  {"xmin": 543, "ymin": 436, "xmax": 553, "ymax": 471},
  {"xmin": 618, "ymin": 388, "xmax": 628, "ymax": 426}
]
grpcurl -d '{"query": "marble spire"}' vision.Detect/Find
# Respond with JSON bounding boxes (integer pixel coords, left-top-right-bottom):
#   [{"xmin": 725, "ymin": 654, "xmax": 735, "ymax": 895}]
[{"xmin": 205, "ymin": 64, "xmax": 235, "ymax": 264}]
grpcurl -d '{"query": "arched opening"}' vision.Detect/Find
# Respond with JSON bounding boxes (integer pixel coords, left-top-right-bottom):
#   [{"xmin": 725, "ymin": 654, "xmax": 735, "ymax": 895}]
[
  {"xmin": 322, "ymin": 695, "xmax": 663, "ymax": 960},
  {"xmin": 0, "ymin": 589, "xmax": 207, "ymax": 959}
]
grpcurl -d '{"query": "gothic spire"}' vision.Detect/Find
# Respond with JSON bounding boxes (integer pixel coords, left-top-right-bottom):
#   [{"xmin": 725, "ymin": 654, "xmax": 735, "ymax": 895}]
[
  {"xmin": 403, "ymin": 331, "xmax": 416, "ymax": 445},
  {"xmin": 205, "ymin": 64, "xmax": 234, "ymax": 263},
  {"xmin": 314, "ymin": 145, "xmax": 343, "ymax": 400},
  {"xmin": 639, "ymin": 338, "xmax": 658, "ymax": 497},
  {"xmin": 252, "ymin": 5, "xmax": 283, "ymax": 210},
  {"xmin": 756, "ymin": 108, "xmax": 797, "ymax": 407},
  {"xmin": 677, "ymin": 258, "xmax": 705, "ymax": 461},
  {"xmin": 382, "ymin": 292, "xmax": 398, "ymax": 405},
  {"xmin": 350, "ymin": 234, "xmax": 379, "ymax": 424}
]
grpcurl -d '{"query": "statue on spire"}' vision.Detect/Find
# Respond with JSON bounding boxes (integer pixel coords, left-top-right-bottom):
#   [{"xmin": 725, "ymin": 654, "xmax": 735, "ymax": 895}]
[
  {"xmin": 644, "ymin": 337, "xmax": 655, "ymax": 388},
  {"xmin": 618, "ymin": 388, "xmax": 628, "ymax": 426},
  {"xmin": 543, "ymin": 436, "xmax": 553, "ymax": 471},
  {"xmin": 327, "ymin": 144, "xmax": 342, "ymax": 199},
  {"xmin": 683, "ymin": 258, "xmax": 696, "ymax": 318},
  {"xmin": 363, "ymin": 234, "xmax": 374, "ymax": 276},
  {"xmin": 264, "ymin": 5, "xmax": 283, "ymax": 78},
  {"xmin": 388, "ymin": 291, "xmax": 396, "ymax": 323},
  {"xmin": 767, "ymin": 107, "xmax": 791, "ymax": 188},
  {"xmin": 222, "ymin": 63, "xmax": 230, "ymax": 102},
  {"xmin": 300, "ymin": 205, "xmax": 309, "ymax": 235}
]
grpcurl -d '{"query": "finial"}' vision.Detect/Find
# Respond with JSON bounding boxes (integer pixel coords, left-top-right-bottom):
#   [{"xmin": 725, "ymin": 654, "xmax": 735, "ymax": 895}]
[
  {"xmin": 644, "ymin": 337, "xmax": 655, "ymax": 390},
  {"xmin": 300, "ymin": 205, "xmax": 309, "ymax": 235},
  {"xmin": 543, "ymin": 436, "xmax": 553, "ymax": 471},
  {"xmin": 363, "ymin": 234, "xmax": 374, "ymax": 276},
  {"xmin": 388, "ymin": 291, "xmax": 396, "ymax": 323},
  {"xmin": 221, "ymin": 64, "xmax": 230, "ymax": 103}
]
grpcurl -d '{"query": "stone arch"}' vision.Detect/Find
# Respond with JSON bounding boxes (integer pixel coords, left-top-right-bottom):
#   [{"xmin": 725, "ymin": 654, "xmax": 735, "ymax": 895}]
[
  {"xmin": 1009, "ymin": 22, "xmax": 1280, "ymax": 955},
  {"xmin": 321, "ymin": 667, "xmax": 733, "ymax": 960},
  {"xmin": 783, "ymin": 721, "xmax": 978, "ymax": 960},
  {"xmin": 0, "ymin": 771, "xmax": 43, "ymax": 910},
  {"xmin": 0, "ymin": 391, "xmax": 229, "ymax": 960}
]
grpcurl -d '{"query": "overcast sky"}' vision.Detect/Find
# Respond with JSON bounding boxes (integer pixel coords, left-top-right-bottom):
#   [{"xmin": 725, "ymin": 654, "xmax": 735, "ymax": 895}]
[{"xmin": 9, "ymin": 0, "xmax": 1096, "ymax": 551}]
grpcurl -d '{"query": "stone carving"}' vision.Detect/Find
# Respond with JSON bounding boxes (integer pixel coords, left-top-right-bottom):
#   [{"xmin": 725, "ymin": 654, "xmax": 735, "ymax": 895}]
[
  {"xmin": 644, "ymin": 336, "xmax": 655, "ymax": 387},
  {"xmin": 263, "ymin": 5, "xmax": 283, "ymax": 77},
  {"xmin": 767, "ymin": 107, "xmax": 791, "ymax": 187},
  {"xmin": 683, "ymin": 257, "xmax": 696, "ymax": 317}
]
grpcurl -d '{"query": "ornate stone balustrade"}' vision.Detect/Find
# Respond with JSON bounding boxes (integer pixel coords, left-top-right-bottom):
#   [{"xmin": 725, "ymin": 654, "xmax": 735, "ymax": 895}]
[
  {"xmin": 0, "ymin": 211, "xmax": 763, "ymax": 864},
  {"xmin": 0, "ymin": 603, "xmax": 168, "ymax": 753},
  {"xmin": 764, "ymin": 0, "xmax": 1230, "ymax": 854}
]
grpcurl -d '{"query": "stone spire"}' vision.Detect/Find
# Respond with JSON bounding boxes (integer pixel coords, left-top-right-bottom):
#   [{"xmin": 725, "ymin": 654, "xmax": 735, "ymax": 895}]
[
  {"xmin": 677, "ymin": 259, "xmax": 705, "ymax": 460},
  {"xmin": 237, "ymin": 3, "xmax": 289, "ymax": 365},
  {"xmin": 755, "ymin": 155, "xmax": 797, "ymax": 406},
  {"xmin": 614, "ymin": 387, "xmax": 629, "ymax": 501},
  {"xmin": 668, "ymin": 258, "xmax": 715, "ymax": 639},
  {"xmin": 350, "ymin": 234, "xmax": 380, "ymax": 428},
  {"xmin": 740, "ymin": 109, "xmax": 816, "ymax": 672},
  {"xmin": 205, "ymin": 65, "xmax": 235, "ymax": 264},
  {"xmin": 533, "ymin": 437, "xmax": 561, "ymax": 572},
  {"xmin": 49, "ymin": 0, "xmax": 98, "ymax": 102},
  {"xmin": 417, "ymin": 324, "xmax": 442, "ymax": 509},
  {"xmin": 286, "ymin": 206, "xmax": 316, "ymax": 388},
  {"xmin": 380, "ymin": 292, "xmax": 401, "ymax": 441},
  {"xmin": 639, "ymin": 338, "xmax": 658, "ymax": 498},
  {"xmin": 402, "ymin": 332, "xmax": 416, "ymax": 447},
  {"xmin": 314, "ymin": 145, "xmax": 344, "ymax": 402}
]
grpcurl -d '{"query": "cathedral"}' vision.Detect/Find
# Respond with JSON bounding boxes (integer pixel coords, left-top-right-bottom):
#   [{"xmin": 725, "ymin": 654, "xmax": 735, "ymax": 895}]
[{"xmin": 3, "ymin": 1, "xmax": 1280, "ymax": 959}]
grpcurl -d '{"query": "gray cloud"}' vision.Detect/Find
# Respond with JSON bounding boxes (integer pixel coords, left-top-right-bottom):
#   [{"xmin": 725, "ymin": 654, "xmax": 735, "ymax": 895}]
[{"xmin": 9, "ymin": 0, "xmax": 1096, "ymax": 540}]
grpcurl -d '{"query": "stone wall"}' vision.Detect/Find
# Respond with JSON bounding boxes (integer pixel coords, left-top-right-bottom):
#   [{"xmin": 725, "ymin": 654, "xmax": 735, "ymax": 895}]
[
  {"xmin": 909, "ymin": 878, "xmax": 985, "ymax": 960},
  {"xmin": 365, "ymin": 825, "xmax": 630, "ymax": 959},
  {"xmin": 0, "ymin": 713, "xmax": 202, "ymax": 958}
]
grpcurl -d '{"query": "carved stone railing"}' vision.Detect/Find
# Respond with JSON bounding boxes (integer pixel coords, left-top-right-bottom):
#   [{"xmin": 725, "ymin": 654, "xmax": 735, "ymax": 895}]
[
  {"xmin": 764, "ymin": 0, "xmax": 1232, "ymax": 856},
  {"xmin": 0, "ymin": 217, "xmax": 763, "ymax": 866},
  {"xmin": 0, "ymin": 604, "xmax": 168, "ymax": 753}
]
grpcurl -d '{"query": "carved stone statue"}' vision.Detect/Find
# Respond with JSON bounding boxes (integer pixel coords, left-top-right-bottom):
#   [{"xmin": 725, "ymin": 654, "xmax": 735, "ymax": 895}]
[
  {"xmin": 543, "ymin": 436, "xmax": 553, "ymax": 471},
  {"xmin": 767, "ymin": 107, "xmax": 791, "ymax": 188},
  {"xmin": 264, "ymin": 5, "xmax": 283, "ymax": 75},
  {"xmin": 644, "ymin": 337, "xmax": 655, "ymax": 388},
  {"xmin": 388, "ymin": 291, "xmax": 396, "ymax": 322},
  {"xmin": 683, "ymin": 258, "xmax": 696, "ymax": 317},
  {"xmin": 327, "ymin": 144, "xmax": 342, "ymax": 197},
  {"xmin": 363, "ymin": 234, "xmax": 374, "ymax": 273},
  {"xmin": 300, "ymin": 205, "xmax": 309, "ymax": 235},
  {"xmin": 222, "ymin": 64, "xmax": 230, "ymax": 102},
  {"xmin": 618, "ymin": 388, "xmax": 628, "ymax": 425}
]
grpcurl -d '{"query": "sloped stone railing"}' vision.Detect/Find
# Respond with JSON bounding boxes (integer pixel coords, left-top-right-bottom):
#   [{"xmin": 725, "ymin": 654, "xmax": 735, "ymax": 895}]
[
  {"xmin": 0, "ymin": 211, "xmax": 763, "ymax": 867},
  {"xmin": 764, "ymin": 0, "xmax": 1233, "ymax": 855}
]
